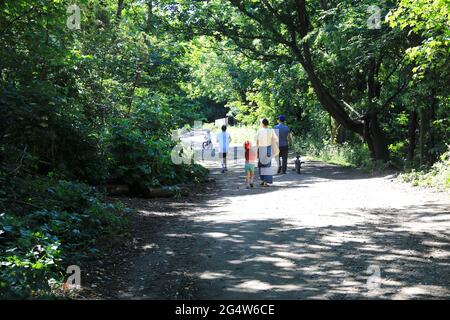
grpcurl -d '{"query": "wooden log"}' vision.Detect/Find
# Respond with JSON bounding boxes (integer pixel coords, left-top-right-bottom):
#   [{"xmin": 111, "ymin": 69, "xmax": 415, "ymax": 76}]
[
  {"xmin": 145, "ymin": 187, "xmax": 174, "ymax": 198},
  {"xmin": 142, "ymin": 186, "xmax": 184, "ymax": 198},
  {"xmin": 106, "ymin": 184, "xmax": 129, "ymax": 196}
]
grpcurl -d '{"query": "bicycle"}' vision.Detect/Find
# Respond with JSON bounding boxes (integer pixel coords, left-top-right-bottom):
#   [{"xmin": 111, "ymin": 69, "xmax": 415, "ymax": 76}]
[{"xmin": 202, "ymin": 139, "xmax": 213, "ymax": 150}]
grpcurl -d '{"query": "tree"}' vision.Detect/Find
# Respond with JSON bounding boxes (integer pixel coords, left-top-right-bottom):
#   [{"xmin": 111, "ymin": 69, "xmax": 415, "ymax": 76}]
[{"xmin": 164, "ymin": 0, "xmax": 420, "ymax": 160}]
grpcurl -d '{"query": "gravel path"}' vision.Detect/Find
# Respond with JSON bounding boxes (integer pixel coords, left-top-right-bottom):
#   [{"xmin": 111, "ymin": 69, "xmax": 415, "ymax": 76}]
[{"xmin": 85, "ymin": 154, "xmax": 450, "ymax": 300}]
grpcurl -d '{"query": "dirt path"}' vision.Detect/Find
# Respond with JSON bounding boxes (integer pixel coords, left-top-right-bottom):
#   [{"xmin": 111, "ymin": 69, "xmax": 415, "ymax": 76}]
[{"xmin": 84, "ymin": 157, "xmax": 450, "ymax": 300}]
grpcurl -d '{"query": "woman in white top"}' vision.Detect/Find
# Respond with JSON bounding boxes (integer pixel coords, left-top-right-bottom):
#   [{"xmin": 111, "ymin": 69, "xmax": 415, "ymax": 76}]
[{"xmin": 256, "ymin": 118, "xmax": 279, "ymax": 186}]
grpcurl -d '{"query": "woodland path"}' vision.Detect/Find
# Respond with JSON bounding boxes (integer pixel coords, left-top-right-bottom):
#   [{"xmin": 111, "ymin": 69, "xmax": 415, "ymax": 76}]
[{"xmin": 81, "ymin": 134, "xmax": 450, "ymax": 299}]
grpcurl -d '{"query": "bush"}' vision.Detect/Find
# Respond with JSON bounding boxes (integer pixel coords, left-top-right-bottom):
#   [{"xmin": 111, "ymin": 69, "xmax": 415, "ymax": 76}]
[
  {"xmin": 0, "ymin": 176, "xmax": 129, "ymax": 299},
  {"xmin": 0, "ymin": 225, "xmax": 62, "ymax": 299},
  {"xmin": 107, "ymin": 119, "xmax": 208, "ymax": 192},
  {"xmin": 0, "ymin": 84, "xmax": 108, "ymax": 184},
  {"xmin": 398, "ymin": 148, "xmax": 450, "ymax": 191},
  {"xmin": 292, "ymin": 136, "xmax": 374, "ymax": 169}
]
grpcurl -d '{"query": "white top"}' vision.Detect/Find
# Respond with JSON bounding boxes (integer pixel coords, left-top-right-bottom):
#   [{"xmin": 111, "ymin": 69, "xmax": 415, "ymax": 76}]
[
  {"xmin": 216, "ymin": 132, "xmax": 231, "ymax": 153},
  {"xmin": 256, "ymin": 128, "xmax": 276, "ymax": 147}
]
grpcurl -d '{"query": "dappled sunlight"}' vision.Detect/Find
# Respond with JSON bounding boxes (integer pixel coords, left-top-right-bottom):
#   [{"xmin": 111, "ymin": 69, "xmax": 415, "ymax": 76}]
[
  {"xmin": 142, "ymin": 243, "xmax": 159, "ymax": 251},
  {"xmin": 203, "ymin": 232, "xmax": 228, "ymax": 238},
  {"xmin": 165, "ymin": 233, "xmax": 193, "ymax": 238},
  {"xmin": 233, "ymin": 280, "xmax": 273, "ymax": 292},
  {"xmin": 112, "ymin": 161, "xmax": 450, "ymax": 299},
  {"xmin": 180, "ymin": 210, "xmax": 450, "ymax": 298},
  {"xmin": 243, "ymin": 256, "xmax": 297, "ymax": 269},
  {"xmin": 231, "ymin": 279, "xmax": 307, "ymax": 293},
  {"xmin": 138, "ymin": 210, "xmax": 178, "ymax": 217},
  {"xmin": 320, "ymin": 233, "xmax": 372, "ymax": 245},
  {"xmin": 392, "ymin": 285, "xmax": 450, "ymax": 299},
  {"xmin": 199, "ymin": 271, "xmax": 234, "ymax": 280}
]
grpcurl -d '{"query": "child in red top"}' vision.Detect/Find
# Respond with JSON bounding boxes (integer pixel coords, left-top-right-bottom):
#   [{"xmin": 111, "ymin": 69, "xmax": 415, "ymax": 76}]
[{"xmin": 244, "ymin": 140, "xmax": 256, "ymax": 189}]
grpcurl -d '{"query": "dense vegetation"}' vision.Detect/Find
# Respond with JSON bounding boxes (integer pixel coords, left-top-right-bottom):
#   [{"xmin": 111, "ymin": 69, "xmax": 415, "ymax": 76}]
[
  {"xmin": 1, "ymin": 0, "xmax": 448, "ymax": 298},
  {"xmin": 0, "ymin": 0, "xmax": 209, "ymax": 298}
]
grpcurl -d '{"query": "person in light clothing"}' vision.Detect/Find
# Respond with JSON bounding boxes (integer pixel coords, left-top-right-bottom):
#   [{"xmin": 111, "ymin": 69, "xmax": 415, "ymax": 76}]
[
  {"xmin": 216, "ymin": 125, "xmax": 231, "ymax": 173},
  {"xmin": 256, "ymin": 118, "xmax": 279, "ymax": 186}
]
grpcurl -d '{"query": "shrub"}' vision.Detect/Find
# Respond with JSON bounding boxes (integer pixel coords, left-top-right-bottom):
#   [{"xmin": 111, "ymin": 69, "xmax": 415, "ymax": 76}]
[
  {"xmin": 292, "ymin": 136, "xmax": 374, "ymax": 168},
  {"xmin": 0, "ymin": 177, "xmax": 129, "ymax": 299},
  {"xmin": 398, "ymin": 148, "xmax": 450, "ymax": 191},
  {"xmin": 106, "ymin": 120, "xmax": 208, "ymax": 192},
  {"xmin": 0, "ymin": 84, "xmax": 108, "ymax": 184}
]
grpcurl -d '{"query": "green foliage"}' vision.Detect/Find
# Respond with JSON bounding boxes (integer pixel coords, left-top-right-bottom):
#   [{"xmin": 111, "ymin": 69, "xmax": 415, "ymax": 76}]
[
  {"xmin": 0, "ymin": 176, "xmax": 128, "ymax": 299},
  {"xmin": 107, "ymin": 119, "xmax": 208, "ymax": 190},
  {"xmin": 399, "ymin": 147, "xmax": 450, "ymax": 190},
  {"xmin": 0, "ymin": 82, "xmax": 108, "ymax": 184},
  {"xmin": 1, "ymin": 0, "xmax": 449, "ymax": 299},
  {"xmin": 0, "ymin": 227, "xmax": 62, "ymax": 299},
  {"xmin": 387, "ymin": 0, "xmax": 450, "ymax": 77},
  {"xmin": 292, "ymin": 135, "xmax": 376, "ymax": 169},
  {"xmin": 0, "ymin": 0, "xmax": 209, "ymax": 185}
]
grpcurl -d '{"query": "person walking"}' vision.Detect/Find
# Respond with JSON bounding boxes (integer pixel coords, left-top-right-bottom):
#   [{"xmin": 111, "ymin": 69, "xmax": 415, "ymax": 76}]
[
  {"xmin": 256, "ymin": 118, "xmax": 279, "ymax": 186},
  {"xmin": 274, "ymin": 115, "xmax": 292, "ymax": 174},
  {"xmin": 243, "ymin": 140, "xmax": 256, "ymax": 189},
  {"xmin": 216, "ymin": 125, "xmax": 231, "ymax": 173}
]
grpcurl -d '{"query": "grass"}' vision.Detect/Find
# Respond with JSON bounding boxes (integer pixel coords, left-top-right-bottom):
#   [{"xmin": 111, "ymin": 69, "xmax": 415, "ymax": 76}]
[
  {"xmin": 398, "ymin": 149, "xmax": 450, "ymax": 191},
  {"xmin": 291, "ymin": 136, "xmax": 381, "ymax": 170}
]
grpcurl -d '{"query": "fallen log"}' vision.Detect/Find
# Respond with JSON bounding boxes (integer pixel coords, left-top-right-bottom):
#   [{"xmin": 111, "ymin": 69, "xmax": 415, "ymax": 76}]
[
  {"xmin": 105, "ymin": 184, "xmax": 129, "ymax": 196},
  {"xmin": 103, "ymin": 177, "xmax": 215, "ymax": 198},
  {"xmin": 142, "ymin": 186, "xmax": 190, "ymax": 198}
]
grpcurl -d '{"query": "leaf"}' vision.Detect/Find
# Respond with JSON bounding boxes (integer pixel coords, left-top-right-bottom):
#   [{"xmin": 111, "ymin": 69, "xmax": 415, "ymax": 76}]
[{"xmin": 3, "ymin": 226, "xmax": 13, "ymax": 232}]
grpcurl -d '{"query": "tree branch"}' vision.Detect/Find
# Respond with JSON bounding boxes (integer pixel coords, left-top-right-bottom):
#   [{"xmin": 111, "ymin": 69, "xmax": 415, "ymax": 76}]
[
  {"xmin": 0, "ymin": 7, "xmax": 37, "ymax": 35},
  {"xmin": 380, "ymin": 79, "xmax": 408, "ymax": 110},
  {"xmin": 228, "ymin": 0, "xmax": 290, "ymax": 46}
]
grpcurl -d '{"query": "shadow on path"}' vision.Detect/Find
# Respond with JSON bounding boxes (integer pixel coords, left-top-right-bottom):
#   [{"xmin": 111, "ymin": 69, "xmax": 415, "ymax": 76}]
[{"xmin": 88, "ymin": 159, "xmax": 450, "ymax": 300}]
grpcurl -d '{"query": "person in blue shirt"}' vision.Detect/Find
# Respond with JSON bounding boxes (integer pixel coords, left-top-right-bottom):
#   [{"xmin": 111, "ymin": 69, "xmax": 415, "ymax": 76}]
[{"xmin": 274, "ymin": 115, "xmax": 292, "ymax": 174}]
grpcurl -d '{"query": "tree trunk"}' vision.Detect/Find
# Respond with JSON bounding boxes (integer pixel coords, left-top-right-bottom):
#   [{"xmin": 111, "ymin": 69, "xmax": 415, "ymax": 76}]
[
  {"xmin": 363, "ymin": 113, "xmax": 389, "ymax": 161},
  {"xmin": 365, "ymin": 57, "xmax": 389, "ymax": 161},
  {"xmin": 293, "ymin": 0, "xmax": 389, "ymax": 160},
  {"xmin": 298, "ymin": 49, "xmax": 390, "ymax": 160},
  {"xmin": 330, "ymin": 118, "xmax": 346, "ymax": 144},
  {"xmin": 369, "ymin": 114, "xmax": 389, "ymax": 161},
  {"xmin": 429, "ymin": 90, "xmax": 437, "ymax": 163},
  {"xmin": 301, "ymin": 61, "xmax": 363, "ymax": 135},
  {"xmin": 127, "ymin": 66, "xmax": 141, "ymax": 113},
  {"xmin": 329, "ymin": 115, "xmax": 333, "ymax": 143},
  {"xmin": 116, "ymin": 0, "xmax": 125, "ymax": 25},
  {"xmin": 146, "ymin": 1, "xmax": 154, "ymax": 33},
  {"xmin": 336, "ymin": 125, "xmax": 346, "ymax": 144},
  {"xmin": 407, "ymin": 110, "xmax": 417, "ymax": 161},
  {"xmin": 419, "ymin": 107, "xmax": 427, "ymax": 166}
]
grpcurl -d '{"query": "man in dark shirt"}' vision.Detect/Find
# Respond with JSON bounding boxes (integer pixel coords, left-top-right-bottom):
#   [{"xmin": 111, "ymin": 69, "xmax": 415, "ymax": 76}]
[{"xmin": 274, "ymin": 115, "xmax": 292, "ymax": 174}]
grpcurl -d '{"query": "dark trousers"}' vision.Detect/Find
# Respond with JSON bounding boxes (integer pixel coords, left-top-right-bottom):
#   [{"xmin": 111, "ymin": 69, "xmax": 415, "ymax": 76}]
[{"xmin": 278, "ymin": 146, "xmax": 288, "ymax": 173}]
